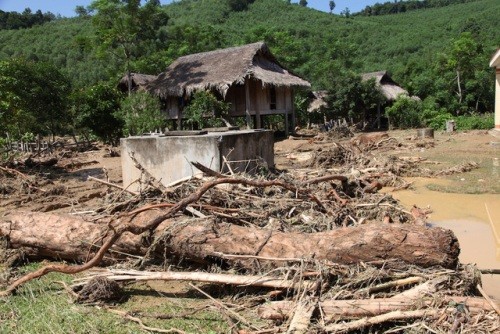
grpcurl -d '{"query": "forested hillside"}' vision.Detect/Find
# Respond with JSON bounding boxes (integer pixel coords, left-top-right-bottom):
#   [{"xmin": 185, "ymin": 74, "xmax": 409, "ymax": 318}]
[
  {"xmin": 356, "ymin": 0, "xmax": 480, "ymax": 16},
  {"xmin": 0, "ymin": 0, "xmax": 498, "ymax": 141}
]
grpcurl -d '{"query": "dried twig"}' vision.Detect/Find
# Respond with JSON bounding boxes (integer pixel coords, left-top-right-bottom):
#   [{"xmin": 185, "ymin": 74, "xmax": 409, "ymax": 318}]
[
  {"xmin": 477, "ymin": 284, "xmax": 500, "ymax": 316},
  {"xmin": 189, "ymin": 283, "xmax": 260, "ymax": 331},
  {"xmin": 105, "ymin": 307, "xmax": 187, "ymax": 334},
  {"xmin": 323, "ymin": 309, "xmax": 438, "ymax": 333},
  {"xmin": 87, "ymin": 176, "xmax": 139, "ymax": 196}
]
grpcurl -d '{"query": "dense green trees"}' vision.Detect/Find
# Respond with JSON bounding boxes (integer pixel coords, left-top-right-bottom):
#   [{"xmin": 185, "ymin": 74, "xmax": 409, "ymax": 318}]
[
  {"xmin": 88, "ymin": 0, "xmax": 169, "ymax": 93},
  {"xmin": 0, "ymin": 0, "xmax": 498, "ymax": 142},
  {"xmin": 357, "ymin": 0, "xmax": 478, "ymax": 16},
  {"xmin": 434, "ymin": 32, "xmax": 491, "ymax": 114},
  {"xmin": 0, "ymin": 8, "xmax": 56, "ymax": 30},
  {"xmin": 325, "ymin": 74, "xmax": 384, "ymax": 124},
  {"xmin": 183, "ymin": 91, "xmax": 230, "ymax": 129},
  {"xmin": 0, "ymin": 58, "xmax": 70, "ymax": 138},
  {"xmin": 71, "ymin": 83, "xmax": 123, "ymax": 144},
  {"xmin": 385, "ymin": 96, "xmax": 423, "ymax": 129}
]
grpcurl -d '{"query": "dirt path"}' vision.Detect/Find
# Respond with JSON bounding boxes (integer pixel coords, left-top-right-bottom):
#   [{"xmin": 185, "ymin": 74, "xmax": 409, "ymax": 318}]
[{"xmin": 0, "ymin": 146, "xmax": 122, "ymax": 216}]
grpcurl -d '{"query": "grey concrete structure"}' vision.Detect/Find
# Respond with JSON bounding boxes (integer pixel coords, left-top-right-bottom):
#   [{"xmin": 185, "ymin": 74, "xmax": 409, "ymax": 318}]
[{"xmin": 121, "ymin": 130, "xmax": 274, "ymax": 191}]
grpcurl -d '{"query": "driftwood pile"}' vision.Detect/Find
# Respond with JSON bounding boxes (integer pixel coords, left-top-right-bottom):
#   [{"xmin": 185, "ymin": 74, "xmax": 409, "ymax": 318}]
[{"xmin": 0, "ymin": 132, "xmax": 498, "ymax": 333}]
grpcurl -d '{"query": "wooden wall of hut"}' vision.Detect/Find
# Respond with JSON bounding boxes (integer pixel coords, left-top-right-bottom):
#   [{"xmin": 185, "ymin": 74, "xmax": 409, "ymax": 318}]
[
  {"xmin": 160, "ymin": 80, "xmax": 294, "ymax": 126},
  {"xmin": 226, "ymin": 80, "xmax": 292, "ymax": 117}
]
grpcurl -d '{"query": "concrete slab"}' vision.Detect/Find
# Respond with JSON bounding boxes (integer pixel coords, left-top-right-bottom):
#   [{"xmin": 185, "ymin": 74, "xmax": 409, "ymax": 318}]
[{"xmin": 121, "ymin": 130, "xmax": 274, "ymax": 191}]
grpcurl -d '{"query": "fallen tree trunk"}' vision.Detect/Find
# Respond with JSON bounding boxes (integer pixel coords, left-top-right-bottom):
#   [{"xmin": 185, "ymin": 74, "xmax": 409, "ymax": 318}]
[
  {"xmin": 0, "ymin": 212, "xmax": 148, "ymax": 262},
  {"xmin": 73, "ymin": 269, "xmax": 316, "ymax": 290},
  {"xmin": 258, "ymin": 297, "xmax": 495, "ymax": 321},
  {"xmin": 1, "ymin": 211, "xmax": 459, "ymax": 269}
]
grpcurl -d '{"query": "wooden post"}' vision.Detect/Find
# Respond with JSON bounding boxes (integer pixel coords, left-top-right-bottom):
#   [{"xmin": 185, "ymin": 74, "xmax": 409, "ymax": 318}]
[
  {"xmin": 377, "ymin": 102, "xmax": 381, "ymax": 129},
  {"xmin": 177, "ymin": 109, "xmax": 182, "ymax": 130},
  {"xmin": 245, "ymin": 80, "xmax": 252, "ymax": 129},
  {"xmin": 291, "ymin": 89, "xmax": 296, "ymax": 134},
  {"xmin": 255, "ymin": 91, "xmax": 261, "ymax": 129},
  {"xmin": 285, "ymin": 109, "xmax": 289, "ymax": 137}
]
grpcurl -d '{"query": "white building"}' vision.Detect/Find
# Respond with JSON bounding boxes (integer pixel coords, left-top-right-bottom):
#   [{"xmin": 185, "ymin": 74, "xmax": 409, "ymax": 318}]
[{"xmin": 490, "ymin": 49, "xmax": 500, "ymax": 131}]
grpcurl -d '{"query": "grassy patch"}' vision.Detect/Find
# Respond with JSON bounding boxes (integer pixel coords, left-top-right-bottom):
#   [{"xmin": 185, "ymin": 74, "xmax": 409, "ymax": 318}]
[
  {"xmin": 393, "ymin": 131, "xmax": 500, "ymax": 194},
  {"xmin": 0, "ymin": 265, "xmax": 229, "ymax": 334}
]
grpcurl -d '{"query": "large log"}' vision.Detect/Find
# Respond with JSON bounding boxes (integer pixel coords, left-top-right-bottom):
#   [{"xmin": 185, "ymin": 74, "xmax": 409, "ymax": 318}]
[
  {"xmin": 0, "ymin": 211, "xmax": 459, "ymax": 269},
  {"xmin": 258, "ymin": 297, "xmax": 494, "ymax": 321},
  {"xmin": 0, "ymin": 212, "xmax": 148, "ymax": 262}
]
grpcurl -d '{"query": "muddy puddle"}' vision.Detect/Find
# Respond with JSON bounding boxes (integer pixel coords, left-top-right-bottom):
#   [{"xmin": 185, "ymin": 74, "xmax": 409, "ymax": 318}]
[{"xmin": 391, "ymin": 178, "xmax": 500, "ymax": 300}]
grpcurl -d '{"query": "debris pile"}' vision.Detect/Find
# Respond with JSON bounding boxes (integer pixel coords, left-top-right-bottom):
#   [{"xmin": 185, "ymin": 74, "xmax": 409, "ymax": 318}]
[{"xmin": 0, "ymin": 132, "xmax": 498, "ymax": 333}]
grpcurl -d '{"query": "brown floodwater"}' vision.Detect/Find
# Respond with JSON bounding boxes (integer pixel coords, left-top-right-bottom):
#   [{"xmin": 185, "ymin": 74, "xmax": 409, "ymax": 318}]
[{"xmin": 391, "ymin": 178, "xmax": 500, "ymax": 300}]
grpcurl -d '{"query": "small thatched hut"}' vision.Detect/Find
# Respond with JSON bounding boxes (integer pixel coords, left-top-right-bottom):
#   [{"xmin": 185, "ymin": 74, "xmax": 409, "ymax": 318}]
[
  {"xmin": 147, "ymin": 42, "xmax": 310, "ymax": 134},
  {"xmin": 361, "ymin": 71, "xmax": 409, "ymax": 101},
  {"xmin": 361, "ymin": 71, "xmax": 417, "ymax": 129},
  {"xmin": 117, "ymin": 73, "xmax": 157, "ymax": 93}
]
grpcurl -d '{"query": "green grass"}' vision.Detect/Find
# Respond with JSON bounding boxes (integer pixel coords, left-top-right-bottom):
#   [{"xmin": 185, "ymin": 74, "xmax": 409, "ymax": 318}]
[
  {"xmin": 0, "ymin": 264, "xmax": 229, "ymax": 334},
  {"xmin": 425, "ymin": 166, "xmax": 500, "ymax": 194},
  {"xmin": 421, "ymin": 147, "xmax": 500, "ymax": 194}
]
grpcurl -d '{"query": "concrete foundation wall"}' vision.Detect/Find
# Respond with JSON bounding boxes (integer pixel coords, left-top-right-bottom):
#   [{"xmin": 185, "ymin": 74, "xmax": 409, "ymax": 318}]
[{"xmin": 121, "ymin": 130, "xmax": 274, "ymax": 191}]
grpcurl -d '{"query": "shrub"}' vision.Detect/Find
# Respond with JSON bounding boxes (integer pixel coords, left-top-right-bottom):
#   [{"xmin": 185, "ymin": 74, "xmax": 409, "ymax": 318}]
[
  {"xmin": 385, "ymin": 95, "xmax": 423, "ymax": 129},
  {"xmin": 71, "ymin": 83, "xmax": 124, "ymax": 145},
  {"xmin": 455, "ymin": 113, "xmax": 494, "ymax": 130},
  {"xmin": 117, "ymin": 91, "xmax": 165, "ymax": 136},
  {"xmin": 183, "ymin": 91, "xmax": 230, "ymax": 129}
]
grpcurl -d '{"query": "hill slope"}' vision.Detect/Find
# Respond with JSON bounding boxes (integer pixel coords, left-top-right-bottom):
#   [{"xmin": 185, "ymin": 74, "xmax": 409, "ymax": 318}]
[
  {"xmin": 0, "ymin": 0, "xmax": 500, "ymax": 118},
  {"xmin": 0, "ymin": 0, "xmax": 498, "ymax": 96}
]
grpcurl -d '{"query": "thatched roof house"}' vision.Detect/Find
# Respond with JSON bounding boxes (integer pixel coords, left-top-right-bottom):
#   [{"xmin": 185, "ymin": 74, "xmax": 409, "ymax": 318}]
[
  {"xmin": 147, "ymin": 42, "xmax": 310, "ymax": 134},
  {"xmin": 118, "ymin": 73, "xmax": 157, "ymax": 93},
  {"xmin": 148, "ymin": 42, "xmax": 310, "ymax": 98},
  {"xmin": 361, "ymin": 71, "xmax": 409, "ymax": 101}
]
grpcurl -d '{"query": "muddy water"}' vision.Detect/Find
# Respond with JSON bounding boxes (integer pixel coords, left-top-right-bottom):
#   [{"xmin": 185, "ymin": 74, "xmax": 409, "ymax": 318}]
[{"xmin": 391, "ymin": 178, "xmax": 500, "ymax": 300}]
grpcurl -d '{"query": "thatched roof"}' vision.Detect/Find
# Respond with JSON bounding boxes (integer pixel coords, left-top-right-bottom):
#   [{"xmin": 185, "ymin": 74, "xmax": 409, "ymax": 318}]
[
  {"xmin": 490, "ymin": 49, "xmax": 500, "ymax": 68},
  {"xmin": 307, "ymin": 91, "xmax": 328, "ymax": 113},
  {"xmin": 118, "ymin": 73, "xmax": 157, "ymax": 92},
  {"xmin": 361, "ymin": 71, "xmax": 409, "ymax": 101},
  {"xmin": 147, "ymin": 42, "xmax": 311, "ymax": 98}
]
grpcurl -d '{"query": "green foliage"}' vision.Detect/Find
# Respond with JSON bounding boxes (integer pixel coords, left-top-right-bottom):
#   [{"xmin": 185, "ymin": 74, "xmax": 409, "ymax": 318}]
[
  {"xmin": 434, "ymin": 32, "xmax": 491, "ymax": 115},
  {"xmin": 89, "ymin": 0, "xmax": 169, "ymax": 88},
  {"xmin": 294, "ymin": 91, "xmax": 313, "ymax": 126},
  {"xmin": 419, "ymin": 98, "xmax": 453, "ymax": 130},
  {"xmin": 329, "ymin": 1, "xmax": 336, "ymax": 13},
  {"xmin": 0, "ymin": 57, "xmax": 71, "ymax": 138},
  {"xmin": 117, "ymin": 91, "xmax": 165, "ymax": 135},
  {"xmin": 20, "ymin": 132, "xmax": 36, "ymax": 142},
  {"xmin": 325, "ymin": 73, "xmax": 385, "ymax": 122},
  {"xmin": 385, "ymin": 95, "xmax": 423, "ymax": 129},
  {"xmin": 455, "ymin": 113, "xmax": 494, "ymax": 130},
  {"xmin": 357, "ymin": 0, "xmax": 478, "ymax": 16},
  {"xmin": 227, "ymin": 0, "xmax": 255, "ymax": 12},
  {"xmin": 71, "ymin": 83, "xmax": 123, "ymax": 145},
  {"xmin": 183, "ymin": 91, "xmax": 230, "ymax": 129},
  {"xmin": 0, "ymin": 8, "xmax": 56, "ymax": 30}
]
